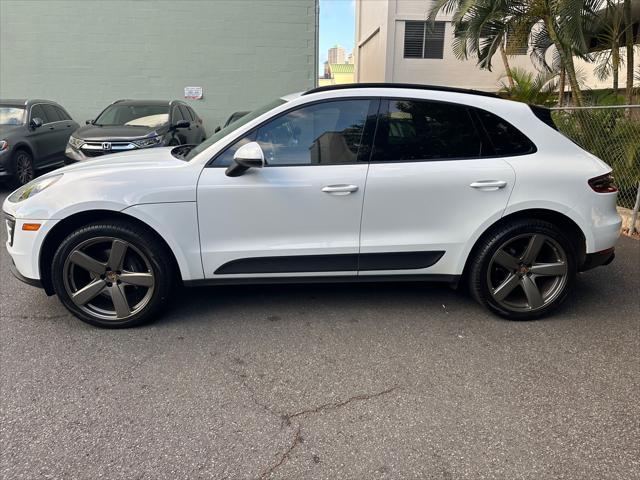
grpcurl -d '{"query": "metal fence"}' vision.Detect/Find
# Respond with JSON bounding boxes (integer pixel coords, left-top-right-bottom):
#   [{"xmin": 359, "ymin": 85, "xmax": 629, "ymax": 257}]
[{"xmin": 550, "ymin": 105, "xmax": 640, "ymax": 213}]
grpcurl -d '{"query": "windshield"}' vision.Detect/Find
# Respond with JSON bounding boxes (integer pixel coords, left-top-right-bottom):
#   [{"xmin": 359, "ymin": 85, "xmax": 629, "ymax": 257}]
[
  {"xmin": 94, "ymin": 104, "xmax": 169, "ymax": 127},
  {"xmin": 0, "ymin": 107, "xmax": 26, "ymax": 125},
  {"xmin": 183, "ymin": 98, "xmax": 288, "ymax": 161}
]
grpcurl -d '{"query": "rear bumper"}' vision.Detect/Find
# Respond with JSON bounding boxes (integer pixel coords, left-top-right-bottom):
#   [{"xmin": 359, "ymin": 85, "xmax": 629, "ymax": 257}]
[{"xmin": 580, "ymin": 247, "xmax": 615, "ymax": 272}]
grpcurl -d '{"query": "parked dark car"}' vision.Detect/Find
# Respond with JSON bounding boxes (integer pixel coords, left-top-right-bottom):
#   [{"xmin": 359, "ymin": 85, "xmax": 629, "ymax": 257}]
[
  {"xmin": 66, "ymin": 99, "xmax": 206, "ymax": 161},
  {"xmin": 215, "ymin": 110, "xmax": 250, "ymax": 133},
  {"xmin": 0, "ymin": 99, "xmax": 78, "ymax": 185}
]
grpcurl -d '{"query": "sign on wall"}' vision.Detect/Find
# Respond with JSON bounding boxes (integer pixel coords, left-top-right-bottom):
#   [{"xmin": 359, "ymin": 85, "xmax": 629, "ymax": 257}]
[{"xmin": 184, "ymin": 86, "xmax": 203, "ymax": 100}]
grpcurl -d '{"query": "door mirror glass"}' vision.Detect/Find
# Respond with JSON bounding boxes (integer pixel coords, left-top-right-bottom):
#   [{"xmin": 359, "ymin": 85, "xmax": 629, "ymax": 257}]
[
  {"xmin": 173, "ymin": 119, "xmax": 190, "ymax": 129},
  {"xmin": 30, "ymin": 117, "xmax": 43, "ymax": 129},
  {"xmin": 226, "ymin": 141, "xmax": 265, "ymax": 177}
]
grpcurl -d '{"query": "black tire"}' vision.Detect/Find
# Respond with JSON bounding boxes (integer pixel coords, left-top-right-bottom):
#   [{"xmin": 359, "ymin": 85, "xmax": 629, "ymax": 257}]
[
  {"xmin": 12, "ymin": 149, "xmax": 34, "ymax": 187},
  {"xmin": 468, "ymin": 219, "xmax": 577, "ymax": 320},
  {"xmin": 51, "ymin": 221, "xmax": 175, "ymax": 328}
]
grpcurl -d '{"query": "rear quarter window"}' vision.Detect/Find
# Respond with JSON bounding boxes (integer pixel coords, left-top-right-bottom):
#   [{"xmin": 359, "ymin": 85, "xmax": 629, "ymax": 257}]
[{"xmin": 474, "ymin": 109, "xmax": 536, "ymax": 156}]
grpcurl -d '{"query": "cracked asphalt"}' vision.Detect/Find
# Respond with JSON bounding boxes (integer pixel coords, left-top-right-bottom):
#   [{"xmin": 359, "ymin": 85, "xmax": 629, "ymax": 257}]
[{"xmin": 1, "ymin": 185, "xmax": 639, "ymax": 479}]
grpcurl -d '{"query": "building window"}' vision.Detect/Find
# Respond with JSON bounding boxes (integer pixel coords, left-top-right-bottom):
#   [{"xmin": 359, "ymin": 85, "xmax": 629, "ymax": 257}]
[{"xmin": 404, "ymin": 21, "xmax": 445, "ymax": 59}]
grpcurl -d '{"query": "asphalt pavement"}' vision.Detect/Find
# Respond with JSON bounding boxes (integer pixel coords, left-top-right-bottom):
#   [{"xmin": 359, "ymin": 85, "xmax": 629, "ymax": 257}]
[{"xmin": 1, "ymin": 186, "xmax": 638, "ymax": 479}]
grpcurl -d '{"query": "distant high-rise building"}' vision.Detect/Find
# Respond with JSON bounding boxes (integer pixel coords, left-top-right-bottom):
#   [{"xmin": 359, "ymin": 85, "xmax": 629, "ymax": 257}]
[{"xmin": 328, "ymin": 44, "xmax": 346, "ymax": 65}]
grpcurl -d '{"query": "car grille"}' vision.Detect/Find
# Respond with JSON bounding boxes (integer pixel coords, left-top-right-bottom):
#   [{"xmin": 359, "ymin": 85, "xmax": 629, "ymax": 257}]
[
  {"xmin": 4, "ymin": 214, "xmax": 15, "ymax": 247},
  {"xmin": 81, "ymin": 141, "xmax": 137, "ymax": 156}
]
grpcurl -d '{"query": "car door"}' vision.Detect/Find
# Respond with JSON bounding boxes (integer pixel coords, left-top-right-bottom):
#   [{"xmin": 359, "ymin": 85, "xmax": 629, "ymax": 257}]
[
  {"xmin": 197, "ymin": 98, "xmax": 377, "ymax": 279},
  {"xmin": 28, "ymin": 104, "xmax": 60, "ymax": 167},
  {"xmin": 180, "ymin": 105, "xmax": 201, "ymax": 143},
  {"xmin": 359, "ymin": 98, "xmax": 517, "ymax": 277},
  {"xmin": 41, "ymin": 104, "xmax": 74, "ymax": 165}
]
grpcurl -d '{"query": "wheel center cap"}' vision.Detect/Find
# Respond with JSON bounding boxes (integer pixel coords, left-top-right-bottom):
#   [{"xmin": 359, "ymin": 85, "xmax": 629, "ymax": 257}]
[
  {"xmin": 517, "ymin": 265, "xmax": 530, "ymax": 275},
  {"xmin": 105, "ymin": 271, "xmax": 118, "ymax": 282}
]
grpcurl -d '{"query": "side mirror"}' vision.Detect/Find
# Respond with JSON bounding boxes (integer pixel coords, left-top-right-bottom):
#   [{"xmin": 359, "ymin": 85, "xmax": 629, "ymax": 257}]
[
  {"xmin": 85, "ymin": 119, "xmax": 94, "ymax": 125},
  {"xmin": 226, "ymin": 142, "xmax": 265, "ymax": 177},
  {"xmin": 30, "ymin": 117, "xmax": 43, "ymax": 129},
  {"xmin": 173, "ymin": 119, "xmax": 190, "ymax": 130},
  {"xmin": 214, "ymin": 126, "xmax": 221, "ymax": 133}
]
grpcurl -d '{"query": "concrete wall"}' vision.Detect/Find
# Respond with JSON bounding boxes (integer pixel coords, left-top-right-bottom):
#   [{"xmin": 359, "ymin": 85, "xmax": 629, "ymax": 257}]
[
  {"xmin": 0, "ymin": 0, "xmax": 318, "ymax": 133},
  {"xmin": 357, "ymin": 0, "xmax": 616, "ymax": 91}
]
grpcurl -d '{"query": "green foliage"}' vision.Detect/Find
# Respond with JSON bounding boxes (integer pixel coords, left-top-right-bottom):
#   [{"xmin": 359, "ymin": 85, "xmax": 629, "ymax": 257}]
[
  {"xmin": 498, "ymin": 67, "xmax": 558, "ymax": 105},
  {"xmin": 553, "ymin": 109, "xmax": 640, "ymax": 208}
]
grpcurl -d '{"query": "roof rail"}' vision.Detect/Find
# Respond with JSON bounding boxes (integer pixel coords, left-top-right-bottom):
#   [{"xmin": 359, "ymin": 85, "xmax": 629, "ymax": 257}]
[{"xmin": 303, "ymin": 83, "xmax": 499, "ymax": 99}]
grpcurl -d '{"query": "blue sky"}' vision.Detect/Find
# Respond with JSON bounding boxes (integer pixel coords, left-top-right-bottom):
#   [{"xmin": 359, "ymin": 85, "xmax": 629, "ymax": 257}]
[{"xmin": 319, "ymin": 0, "xmax": 356, "ymax": 68}]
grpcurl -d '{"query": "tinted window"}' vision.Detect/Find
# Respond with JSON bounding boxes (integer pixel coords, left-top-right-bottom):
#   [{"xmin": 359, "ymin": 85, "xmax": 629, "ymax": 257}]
[
  {"xmin": 42, "ymin": 104, "xmax": 62, "ymax": 122},
  {"xmin": 475, "ymin": 109, "xmax": 535, "ymax": 156},
  {"xmin": 372, "ymin": 99, "xmax": 483, "ymax": 161},
  {"xmin": 172, "ymin": 107, "xmax": 185, "ymax": 123},
  {"xmin": 30, "ymin": 104, "xmax": 49, "ymax": 123},
  {"xmin": 55, "ymin": 106, "xmax": 71, "ymax": 121},
  {"xmin": 179, "ymin": 105, "xmax": 194, "ymax": 121},
  {"xmin": 215, "ymin": 100, "xmax": 371, "ymax": 167}
]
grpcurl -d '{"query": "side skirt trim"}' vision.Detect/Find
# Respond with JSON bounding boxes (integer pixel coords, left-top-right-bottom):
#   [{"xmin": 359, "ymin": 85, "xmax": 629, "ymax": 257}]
[
  {"xmin": 184, "ymin": 274, "xmax": 460, "ymax": 287},
  {"xmin": 213, "ymin": 251, "xmax": 445, "ymax": 275}
]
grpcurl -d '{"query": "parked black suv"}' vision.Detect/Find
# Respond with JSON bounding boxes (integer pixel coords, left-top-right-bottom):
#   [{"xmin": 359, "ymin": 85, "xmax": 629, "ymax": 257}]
[
  {"xmin": 0, "ymin": 99, "xmax": 78, "ymax": 185},
  {"xmin": 66, "ymin": 100, "xmax": 206, "ymax": 161}
]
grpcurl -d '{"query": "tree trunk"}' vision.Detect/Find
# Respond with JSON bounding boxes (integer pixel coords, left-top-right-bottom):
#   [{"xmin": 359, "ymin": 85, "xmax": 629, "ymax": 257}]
[
  {"xmin": 544, "ymin": 16, "xmax": 584, "ymax": 107},
  {"xmin": 624, "ymin": 0, "xmax": 634, "ymax": 104},
  {"xmin": 499, "ymin": 43, "xmax": 515, "ymax": 88},
  {"xmin": 559, "ymin": 69, "xmax": 566, "ymax": 107},
  {"xmin": 613, "ymin": 45, "xmax": 620, "ymax": 94}
]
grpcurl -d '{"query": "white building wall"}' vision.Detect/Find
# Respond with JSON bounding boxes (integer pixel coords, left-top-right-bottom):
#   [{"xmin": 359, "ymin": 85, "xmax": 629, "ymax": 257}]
[{"xmin": 357, "ymin": 0, "xmax": 614, "ymax": 91}]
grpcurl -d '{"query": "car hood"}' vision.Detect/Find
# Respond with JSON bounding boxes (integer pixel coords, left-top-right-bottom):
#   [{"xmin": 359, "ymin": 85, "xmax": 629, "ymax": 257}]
[
  {"xmin": 0, "ymin": 124, "xmax": 24, "ymax": 137},
  {"xmin": 74, "ymin": 124, "xmax": 166, "ymax": 141},
  {"xmin": 3, "ymin": 148, "xmax": 200, "ymax": 220}
]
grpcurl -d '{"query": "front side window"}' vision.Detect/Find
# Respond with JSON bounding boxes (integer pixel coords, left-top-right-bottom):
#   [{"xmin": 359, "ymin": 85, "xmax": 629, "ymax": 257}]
[
  {"xmin": 94, "ymin": 104, "xmax": 169, "ymax": 127},
  {"xmin": 372, "ymin": 99, "xmax": 483, "ymax": 161},
  {"xmin": 213, "ymin": 99, "xmax": 371, "ymax": 167},
  {"xmin": 172, "ymin": 106, "xmax": 185, "ymax": 123},
  {"xmin": 30, "ymin": 104, "xmax": 49, "ymax": 123},
  {"xmin": 0, "ymin": 107, "xmax": 26, "ymax": 125},
  {"xmin": 43, "ymin": 104, "xmax": 62, "ymax": 122}
]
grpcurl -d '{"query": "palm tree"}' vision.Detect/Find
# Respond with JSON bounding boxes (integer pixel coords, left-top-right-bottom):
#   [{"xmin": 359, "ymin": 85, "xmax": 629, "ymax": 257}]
[
  {"xmin": 430, "ymin": 0, "xmax": 605, "ymax": 107},
  {"xmin": 590, "ymin": 1, "xmax": 625, "ymax": 95},
  {"xmin": 623, "ymin": 0, "xmax": 635, "ymax": 104},
  {"xmin": 498, "ymin": 67, "xmax": 558, "ymax": 105}
]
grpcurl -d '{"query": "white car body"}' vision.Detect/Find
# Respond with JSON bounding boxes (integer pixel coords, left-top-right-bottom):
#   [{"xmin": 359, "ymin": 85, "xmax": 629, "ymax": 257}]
[{"xmin": 3, "ymin": 86, "xmax": 621, "ymax": 312}]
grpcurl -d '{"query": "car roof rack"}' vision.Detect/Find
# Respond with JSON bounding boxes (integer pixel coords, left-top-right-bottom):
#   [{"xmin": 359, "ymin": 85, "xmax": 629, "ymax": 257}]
[{"xmin": 303, "ymin": 83, "xmax": 500, "ymax": 99}]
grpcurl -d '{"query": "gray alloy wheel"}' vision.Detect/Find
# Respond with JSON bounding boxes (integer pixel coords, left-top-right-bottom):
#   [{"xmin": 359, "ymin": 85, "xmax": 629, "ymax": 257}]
[
  {"xmin": 14, "ymin": 151, "xmax": 34, "ymax": 185},
  {"xmin": 62, "ymin": 236, "xmax": 155, "ymax": 322},
  {"xmin": 487, "ymin": 233, "xmax": 568, "ymax": 313}
]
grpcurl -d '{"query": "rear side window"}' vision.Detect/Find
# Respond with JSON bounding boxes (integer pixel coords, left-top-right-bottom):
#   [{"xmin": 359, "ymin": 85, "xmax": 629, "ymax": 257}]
[
  {"xmin": 474, "ymin": 109, "xmax": 536, "ymax": 156},
  {"xmin": 372, "ymin": 99, "xmax": 483, "ymax": 161},
  {"xmin": 55, "ymin": 106, "xmax": 71, "ymax": 121}
]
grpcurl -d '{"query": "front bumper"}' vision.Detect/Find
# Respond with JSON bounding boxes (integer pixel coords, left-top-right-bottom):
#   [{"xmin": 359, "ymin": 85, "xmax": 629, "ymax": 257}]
[
  {"xmin": 9, "ymin": 258, "xmax": 42, "ymax": 288},
  {"xmin": 4, "ymin": 213, "xmax": 58, "ymax": 282},
  {"xmin": 65, "ymin": 145, "xmax": 88, "ymax": 162}
]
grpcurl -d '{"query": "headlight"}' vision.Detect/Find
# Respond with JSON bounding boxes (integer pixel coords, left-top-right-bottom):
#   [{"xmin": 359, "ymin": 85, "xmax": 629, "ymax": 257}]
[
  {"xmin": 134, "ymin": 135, "xmax": 164, "ymax": 148},
  {"xmin": 68, "ymin": 136, "xmax": 84, "ymax": 149},
  {"xmin": 0, "ymin": 140, "xmax": 8, "ymax": 152},
  {"xmin": 8, "ymin": 174, "xmax": 63, "ymax": 203}
]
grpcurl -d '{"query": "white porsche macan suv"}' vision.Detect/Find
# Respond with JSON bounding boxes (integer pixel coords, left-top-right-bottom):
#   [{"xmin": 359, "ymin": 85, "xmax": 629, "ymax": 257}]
[{"xmin": 3, "ymin": 84, "xmax": 621, "ymax": 328}]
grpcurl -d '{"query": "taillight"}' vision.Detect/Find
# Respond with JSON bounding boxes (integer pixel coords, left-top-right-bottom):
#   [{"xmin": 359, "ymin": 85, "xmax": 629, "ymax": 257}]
[{"xmin": 588, "ymin": 173, "xmax": 618, "ymax": 193}]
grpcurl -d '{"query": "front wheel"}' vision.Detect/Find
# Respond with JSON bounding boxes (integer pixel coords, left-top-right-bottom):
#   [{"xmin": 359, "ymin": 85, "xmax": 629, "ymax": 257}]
[
  {"xmin": 469, "ymin": 219, "xmax": 577, "ymax": 320},
  {"xmin": 13, "ymin": 150, "xmax": 34, "ymax": 186},
  {"xmin": 51, "ymin": 221, "xmax": 175, "ymax": 328}
]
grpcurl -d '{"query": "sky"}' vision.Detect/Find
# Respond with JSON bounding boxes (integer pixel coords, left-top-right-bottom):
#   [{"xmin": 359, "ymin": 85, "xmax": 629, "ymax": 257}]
[{"xmin": 319, "ymin": 0, "xmax": 356, "ymax": 69}]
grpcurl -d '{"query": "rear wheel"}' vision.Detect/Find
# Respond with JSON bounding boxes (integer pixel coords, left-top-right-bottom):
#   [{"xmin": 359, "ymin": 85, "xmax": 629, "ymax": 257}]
[
  {"xmin": 51, "ymin": 221, "xmax": 175, "ymax": 328},
  {"xmin": 13, "ymin": 150, "xmax": 34, "ymax": 186},
  {"xmin": 469, "ymin": 219, "xmax": 577, "ymax": 320}
]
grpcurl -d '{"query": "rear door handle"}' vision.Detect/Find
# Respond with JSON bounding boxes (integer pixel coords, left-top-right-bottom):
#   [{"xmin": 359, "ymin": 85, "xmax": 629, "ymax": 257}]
[
  {"xmin": 321, "ymin": 184, "xmax": 359, "ymax": 195},
  {"xmin": 469, "ymin": 180, "xmax": 507, "ymax": 190}
]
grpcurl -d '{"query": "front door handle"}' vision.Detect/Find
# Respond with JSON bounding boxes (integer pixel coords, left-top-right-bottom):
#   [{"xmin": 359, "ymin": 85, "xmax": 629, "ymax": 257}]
[
  {"xmin": 469, "ymin": 180, "xmax": 507, "ymax": 191},
  {"xmin": 321, "ymin": 184, "xmax": 359, "ymax": 195}
]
